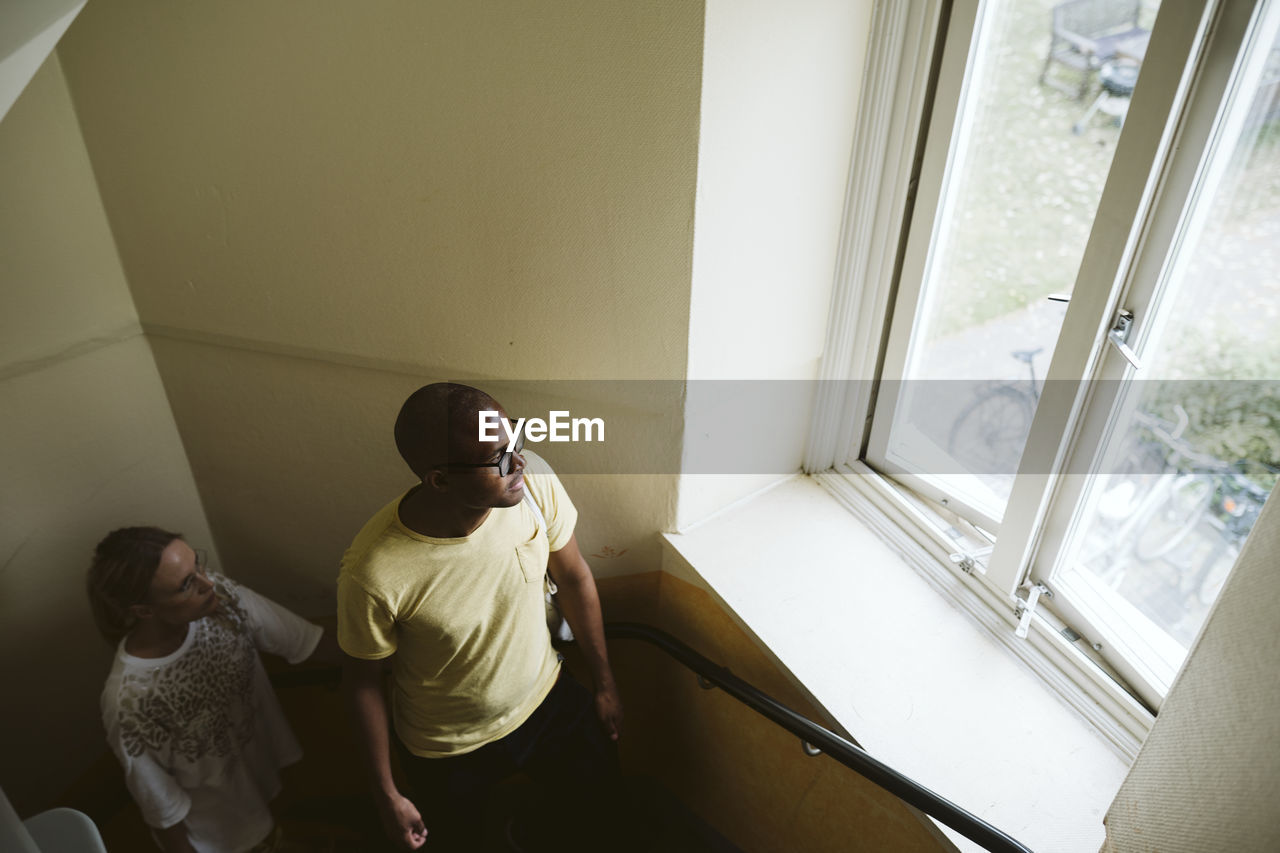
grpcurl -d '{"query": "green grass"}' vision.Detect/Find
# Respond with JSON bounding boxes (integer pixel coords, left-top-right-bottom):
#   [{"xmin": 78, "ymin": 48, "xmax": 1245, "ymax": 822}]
[
  {"xmin": 933, "ymin": 0, "xmax": 1121, "ymax": 336},
  {"xmin": 931, "ymin": 0, "xmax": 1280, "ymax": 339},
  {"xmin": 927, "ymin": 1, "xmax": 1280, "ymax": 477}
]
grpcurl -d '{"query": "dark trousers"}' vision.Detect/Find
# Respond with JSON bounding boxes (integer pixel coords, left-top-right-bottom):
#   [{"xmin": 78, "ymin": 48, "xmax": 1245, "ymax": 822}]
[{"xmin": 397, "ymin": 671, "xmax": 621, "ymax": 852}]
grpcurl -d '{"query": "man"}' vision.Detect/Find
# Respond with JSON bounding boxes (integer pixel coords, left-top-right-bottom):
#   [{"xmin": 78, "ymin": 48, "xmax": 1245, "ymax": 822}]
[{"xmin": 338, "ymin": 383, "xmax": 623, "ymax": 852}]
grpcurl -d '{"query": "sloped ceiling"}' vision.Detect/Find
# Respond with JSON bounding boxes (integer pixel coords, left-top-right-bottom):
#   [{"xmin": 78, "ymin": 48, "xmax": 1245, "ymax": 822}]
[{"xmin": 0, "ymin": 0, "xmax": 85, "ymax": 124}]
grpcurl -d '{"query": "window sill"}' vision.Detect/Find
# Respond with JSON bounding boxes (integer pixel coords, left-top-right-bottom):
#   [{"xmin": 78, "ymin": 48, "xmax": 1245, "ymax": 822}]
[{"xmin": 661, "ymin": 475, "xmax": 1130, "ymax": 853}]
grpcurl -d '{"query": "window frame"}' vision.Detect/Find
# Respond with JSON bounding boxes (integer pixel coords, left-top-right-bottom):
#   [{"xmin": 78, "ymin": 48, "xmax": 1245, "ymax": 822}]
[
  {"xmin": 1023, "ymin": 0, "xmax": 1280, "ymax": 707},
  {"xmin": 809, "ymin": 0, "xmax": 1271, "ymax": 742}
]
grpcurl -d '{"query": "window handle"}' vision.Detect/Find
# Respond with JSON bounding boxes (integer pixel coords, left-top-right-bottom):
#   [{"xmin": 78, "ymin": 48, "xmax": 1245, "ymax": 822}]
[
  {"xmin": 1049, "ymin": 296, "xmax": 1143, "ymax": 369},
  {"xmin": 1015, "ymin": 582, "xmax": 1053, "ymax": 639},
  {"xmin": 1107, "ymin": 308, "xmax": 1143, "ymax": 370}
]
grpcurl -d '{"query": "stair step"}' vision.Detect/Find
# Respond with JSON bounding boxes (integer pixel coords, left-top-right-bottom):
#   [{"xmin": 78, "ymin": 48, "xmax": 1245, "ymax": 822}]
[
  {"xmin": 625, "ymin": 777, "xmax": 743, "ymax": 853},
  {"xmin": 486, "ymin": 775, "xmax": 743, "ymax": 853}
]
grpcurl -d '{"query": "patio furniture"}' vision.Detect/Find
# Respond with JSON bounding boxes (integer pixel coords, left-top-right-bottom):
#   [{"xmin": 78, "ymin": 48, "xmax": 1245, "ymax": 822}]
[
  {"xmin": 1073, "ymin": 60, "xmax": 1140, "ymax": 133},
  {"xmin": 1040, "ymin": 0, "xmax": 1149, "ymax": 100}
]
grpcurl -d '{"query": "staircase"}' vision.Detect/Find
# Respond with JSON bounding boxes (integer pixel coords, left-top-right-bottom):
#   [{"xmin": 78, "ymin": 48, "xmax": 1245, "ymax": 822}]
[
  {"xmin": 81, "ymin": 623, "xmax": 1029, "ymax": 852},
  {"xmin": 92, "ymin": 670, "xmax": 741, "ymax": 853}
]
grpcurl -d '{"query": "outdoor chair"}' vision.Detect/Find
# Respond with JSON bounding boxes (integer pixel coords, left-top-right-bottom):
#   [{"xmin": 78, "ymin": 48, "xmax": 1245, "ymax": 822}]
[
  {"xmin": 1040, "ymin": 0, "xmax": 1148, "ymax": 100},
  {"xmin": 1073, "ymin": 60, "xmax": 1140, "ymax": 133}
]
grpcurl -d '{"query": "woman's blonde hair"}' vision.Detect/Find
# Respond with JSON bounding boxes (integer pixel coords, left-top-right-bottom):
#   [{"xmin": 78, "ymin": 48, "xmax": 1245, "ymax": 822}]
[{"xmin": 86, "ymin": 526, "xmax": 182, "ymax": 642}]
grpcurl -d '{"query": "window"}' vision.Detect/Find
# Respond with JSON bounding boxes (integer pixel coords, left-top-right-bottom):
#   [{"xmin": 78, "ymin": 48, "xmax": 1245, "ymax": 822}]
[{"xmin": 817, "ymin": 0, "xmax": 1280, "ymax": 720}]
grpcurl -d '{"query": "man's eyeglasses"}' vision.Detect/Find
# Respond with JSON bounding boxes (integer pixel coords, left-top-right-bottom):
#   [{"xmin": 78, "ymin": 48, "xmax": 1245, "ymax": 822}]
[{"xmin": 433, "ymin": 431, "xmax": 525, "ymax": 477}]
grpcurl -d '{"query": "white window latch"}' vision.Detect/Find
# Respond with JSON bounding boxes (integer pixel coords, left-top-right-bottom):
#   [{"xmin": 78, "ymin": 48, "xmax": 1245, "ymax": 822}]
[
  {"xmin": 949, "ymin": 545, "xmax": 992, "ymax": 575},
  {"xmin": 1106, "ymin": 308, "xmax": 1143, "ymax": 370},
  {"xmin": 1014, "ymin": 582, "xmax": 1053, "ymax": 639}
]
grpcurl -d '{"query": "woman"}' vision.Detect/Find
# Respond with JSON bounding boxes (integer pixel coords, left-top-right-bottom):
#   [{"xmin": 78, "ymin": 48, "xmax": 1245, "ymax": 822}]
[{"xmin": 87, "ymin": 526, "xmax": 330, "ymax": 853}]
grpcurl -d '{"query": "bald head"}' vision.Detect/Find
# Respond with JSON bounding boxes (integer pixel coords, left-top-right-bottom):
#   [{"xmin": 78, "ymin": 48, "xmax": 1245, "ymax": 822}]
[{"xmin": 394, "ymin": 383, "xmax": 500, "ymax": 480}]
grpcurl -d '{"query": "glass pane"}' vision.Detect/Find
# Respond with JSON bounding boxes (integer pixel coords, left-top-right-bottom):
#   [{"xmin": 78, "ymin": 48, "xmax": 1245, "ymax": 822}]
[
  {"xmin": 884, "ymin": 0, "xmax": 1160, "ymax": 525},
  {"xmin": 1054, "ymin": 17, "xmax": 1280, "ymax": 691}
]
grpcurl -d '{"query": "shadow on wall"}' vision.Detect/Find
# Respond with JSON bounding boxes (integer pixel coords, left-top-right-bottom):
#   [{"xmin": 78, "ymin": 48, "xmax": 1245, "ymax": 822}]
[
  {"xmin": 594, "ymin": 572, "xmax": 950, "ymax": 853},
  {"xmin": 144, "ymin": 339, "xmax": 688, "ymax": 609}
]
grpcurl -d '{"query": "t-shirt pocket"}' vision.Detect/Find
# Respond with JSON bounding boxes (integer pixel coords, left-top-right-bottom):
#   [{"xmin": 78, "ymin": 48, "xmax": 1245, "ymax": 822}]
[{"xmin": 513, "ymin": 528, "xmax": 549, "ymax": 583}]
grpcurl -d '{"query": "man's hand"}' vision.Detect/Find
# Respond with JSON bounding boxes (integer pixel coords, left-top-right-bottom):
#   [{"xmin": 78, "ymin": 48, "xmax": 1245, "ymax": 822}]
[
  {"xmin": 344, "ymin": 655, "xmax": 425, "ymax": 849},
  {"xmin": 378, "ymin": 791, "xmax": 428, "ymax": 850},
  {"xmin": 548, "ymin": 534, "xmax": 625, "ymax": 742},
  {"xmin": 594, "ymin": 680, "xmax": 624, "ymax": 741}
]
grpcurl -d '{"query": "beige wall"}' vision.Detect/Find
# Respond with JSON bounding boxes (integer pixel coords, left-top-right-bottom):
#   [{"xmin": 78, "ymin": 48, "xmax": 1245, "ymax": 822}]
[
  {"xmin": 595, "ymin": 569, "xmax": 949, "ymax": 853},
  {"xmin": 1102, "ymin": 490, "xmax": 1280, "ymax": 852},
  {"xmin": 0, "ymin": 57, "xmax": 214, "ymax": 814},
  {"xmin": 56, "ymin": 0, "xmax": 706, "ymax": 590}
]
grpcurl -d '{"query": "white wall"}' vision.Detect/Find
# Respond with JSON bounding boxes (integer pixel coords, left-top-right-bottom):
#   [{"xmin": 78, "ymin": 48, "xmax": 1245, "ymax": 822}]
[
  {"xmin": 0, "ymin": 57, "xmax": 214, "ymax": 815},
  {"xmin": 677, "ymin": 0, "xmax": 872, "ymax": 529}
]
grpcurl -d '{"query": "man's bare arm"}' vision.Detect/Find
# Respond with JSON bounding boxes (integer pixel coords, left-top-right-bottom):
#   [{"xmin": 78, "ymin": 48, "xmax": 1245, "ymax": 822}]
[
  {"xmin": 342, "ymin": 655, "xmax": 427, "ymax": 849},
  {"xmin": 547, "ymin": 533, "xmax": 623, "ymax": 740}
]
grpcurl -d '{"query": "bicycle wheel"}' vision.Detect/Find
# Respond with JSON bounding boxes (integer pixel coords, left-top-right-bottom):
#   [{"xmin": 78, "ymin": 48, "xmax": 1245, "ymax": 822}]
[
  {"xmin": 1133, "ymin": 473, "xmax": 1215, "ymax": 562},
  {"xmin": 947, "ymin": 387, "xmax": 1035, "ymax": 476},
  {"xmin": 1076, "ymin": 475, "xmax": 1146, "ymax": 580},
  {"xmin": 1197, "ymin": 546, "xmax": 1237, "ymax": 606}
]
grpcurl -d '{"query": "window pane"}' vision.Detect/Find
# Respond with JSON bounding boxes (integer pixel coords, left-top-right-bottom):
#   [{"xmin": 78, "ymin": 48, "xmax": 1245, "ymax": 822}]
[
  {"xmin": 1053, "ymin": 18, "xmax": 1280, "ymax": 692},
  {"xmin": 884, "ymin": 0, "xmax": 1159, "ymax": 524}
]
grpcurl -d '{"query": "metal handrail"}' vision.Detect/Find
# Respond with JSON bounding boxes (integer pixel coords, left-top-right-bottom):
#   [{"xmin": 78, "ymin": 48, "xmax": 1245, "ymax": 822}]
[
  {"xmin": 605, "ymin": 621, "xmax": 1034, "ymax": 853},
  {"xmin": 275, "ymin": 625, "xmax": 1033, "ymax": 851}
]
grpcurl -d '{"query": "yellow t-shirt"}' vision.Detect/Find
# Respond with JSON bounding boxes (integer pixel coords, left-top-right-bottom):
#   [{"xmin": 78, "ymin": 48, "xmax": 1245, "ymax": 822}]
[{"xmin": 336, "ymin": 451, "xmax": 576, "ymax": 757}]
